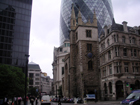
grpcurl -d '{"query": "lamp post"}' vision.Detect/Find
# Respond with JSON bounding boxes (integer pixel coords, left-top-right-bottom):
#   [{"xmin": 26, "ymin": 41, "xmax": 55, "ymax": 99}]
[{"xmin": 24, "ymin": 54, "xmax": 29, "ymax": 105}]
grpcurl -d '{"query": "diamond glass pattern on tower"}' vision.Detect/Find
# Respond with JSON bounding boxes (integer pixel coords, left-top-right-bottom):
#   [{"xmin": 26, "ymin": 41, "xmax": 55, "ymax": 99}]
[{"xmin": 60, "ymin": 0, "xmax": 114, "ymax": 45}]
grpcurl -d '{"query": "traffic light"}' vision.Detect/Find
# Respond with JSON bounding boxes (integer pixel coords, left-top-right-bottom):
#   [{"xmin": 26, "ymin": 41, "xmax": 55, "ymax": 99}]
[{"xmin": 126, "ymin": 82, "xmax": 129, "ymax": 87}]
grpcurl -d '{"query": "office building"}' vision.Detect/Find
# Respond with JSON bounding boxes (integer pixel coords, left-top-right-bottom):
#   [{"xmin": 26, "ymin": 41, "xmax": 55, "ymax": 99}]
[
  {"xmin": 99, "ymin": 20, "xmax": 140, "ymax": 100},
  {"xmin": 60, "ymin": 0, "xmax": 114, "ymax": 45},
  {"xmin": 28, "ymin": 62, "xmax": 41, "ymax": 92},
  {"xmin": 0, "ymin": 0, "xmax": 32, "ymax": 69}
]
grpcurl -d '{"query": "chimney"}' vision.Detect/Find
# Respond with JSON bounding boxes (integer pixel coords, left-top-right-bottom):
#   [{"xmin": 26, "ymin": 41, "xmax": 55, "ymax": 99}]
[{"xmin": 122, "ymin": 21, "xmax": 128, "ymax": 32}]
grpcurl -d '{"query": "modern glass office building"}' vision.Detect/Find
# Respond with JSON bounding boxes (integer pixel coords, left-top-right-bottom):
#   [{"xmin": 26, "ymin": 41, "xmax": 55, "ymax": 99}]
[
  {"xmin": 0, "ymin": 0, "xmax": 32, "ymax": 69},
  {"xmin": 60, "ymin": 0, "xmax": 114, "ymax": 45}
]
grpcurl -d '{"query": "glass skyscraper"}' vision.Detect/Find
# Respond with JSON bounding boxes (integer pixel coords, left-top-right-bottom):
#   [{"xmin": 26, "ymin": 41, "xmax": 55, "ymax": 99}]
[
  {"xmin": 60, "ymin": 0, "xmax": 114, "ymax": 45},
  {"xmin": 0, "ymin": 0, "xmax": 32, "ymax": 69}
]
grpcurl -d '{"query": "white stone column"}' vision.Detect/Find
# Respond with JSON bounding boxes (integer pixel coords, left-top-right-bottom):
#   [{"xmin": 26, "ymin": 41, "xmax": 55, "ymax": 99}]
[{"xmin": 112, "ymin": 81, "xmax": 116, "ymax": 100}]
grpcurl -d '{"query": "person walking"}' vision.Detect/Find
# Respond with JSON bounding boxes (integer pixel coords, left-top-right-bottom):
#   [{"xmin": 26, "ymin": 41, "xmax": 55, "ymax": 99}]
[
  {"xmin": 29, "ymin": 96, "xmax": 35, "ymax": 105},
  {"xmin": 26, "ymin": 96, "xmax": 29, "ymax": 105},
  {"xmin": 58, "ymin": 96, "xmax": 61, "ymax": 105},
  {"xmin": 35, "ymin": 98, "xmax": 38, "ymax": 105}
]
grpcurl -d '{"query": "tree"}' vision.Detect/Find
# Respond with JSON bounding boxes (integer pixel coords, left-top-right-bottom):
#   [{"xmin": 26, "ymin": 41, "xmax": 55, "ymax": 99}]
[{"xmin": 0, "ymin": 64, "xmax": 25, "ymax": 98}]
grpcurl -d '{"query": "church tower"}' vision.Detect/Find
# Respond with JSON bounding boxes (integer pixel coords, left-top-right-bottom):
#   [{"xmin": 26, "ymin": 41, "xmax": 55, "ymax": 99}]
[{"xmin": 69, "ymin": 4, "xmax": 100, "ymax": 99}]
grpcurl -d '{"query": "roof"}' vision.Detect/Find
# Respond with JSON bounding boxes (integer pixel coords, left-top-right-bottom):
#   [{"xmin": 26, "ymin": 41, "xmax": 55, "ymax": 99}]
[{"xmin": 28, "ymin": 61, "xmax": 41, "ymax": 70}]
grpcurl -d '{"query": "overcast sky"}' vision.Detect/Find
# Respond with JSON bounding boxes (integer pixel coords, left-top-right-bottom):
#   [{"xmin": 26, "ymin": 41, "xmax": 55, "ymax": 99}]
[{"xmin": 29, "ymin": 0, "xmax": 140, "ymax": 79}]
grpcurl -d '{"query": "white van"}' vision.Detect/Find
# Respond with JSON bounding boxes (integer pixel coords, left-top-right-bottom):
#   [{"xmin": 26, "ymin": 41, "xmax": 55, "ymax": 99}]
[{"xmin": 41, "ymin": 95, "xmax": 51, "ymax": 105}]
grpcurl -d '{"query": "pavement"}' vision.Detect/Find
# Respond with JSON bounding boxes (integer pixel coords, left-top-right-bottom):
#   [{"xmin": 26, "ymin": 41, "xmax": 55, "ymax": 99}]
[{"xmin": 21, "ymin": 100, "xmax": 121, "ymax": 105}]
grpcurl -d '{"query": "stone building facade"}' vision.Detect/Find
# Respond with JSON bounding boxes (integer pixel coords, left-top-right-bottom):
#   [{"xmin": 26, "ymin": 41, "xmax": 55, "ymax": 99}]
[
  {"xmin": 52, "ymin": 6, "xmax": 140, "ymax": 101},
  {"xmin": 52, "ymin": 40, "xmax": 70, "ymax": 97},
  {"xmin": 99, "ymin": 19, "xmax": 140, "ymax": 100},
  {"xmin": 63, "ymin": 5, "xmax": 100, "ymax": 99}
]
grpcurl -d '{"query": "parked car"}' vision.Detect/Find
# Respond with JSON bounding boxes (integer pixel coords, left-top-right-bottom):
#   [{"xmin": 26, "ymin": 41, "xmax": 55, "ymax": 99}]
[
  {"xmin": 41, "ymin": 95, "xmax": 51, "ymax": 105},
  {"xmin": 120, "ymin": 90, "xmax": 140, "ymax": 105}
]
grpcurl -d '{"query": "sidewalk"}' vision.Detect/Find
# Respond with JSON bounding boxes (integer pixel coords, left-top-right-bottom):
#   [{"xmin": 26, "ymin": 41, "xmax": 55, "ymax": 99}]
[{"xmin": 86, "ymin": 100, "xmax": 120, "ymax": 104}]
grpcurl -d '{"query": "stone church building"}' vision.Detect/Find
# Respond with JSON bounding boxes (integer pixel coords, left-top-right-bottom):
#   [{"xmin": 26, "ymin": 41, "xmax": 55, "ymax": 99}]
[
  {"xmin": 52, "ymin": 5, "xmax": 140, "ymax": 100},
  {"xmin": 62, "ymin": 5, "xmax": 100, "ymax": 99}
]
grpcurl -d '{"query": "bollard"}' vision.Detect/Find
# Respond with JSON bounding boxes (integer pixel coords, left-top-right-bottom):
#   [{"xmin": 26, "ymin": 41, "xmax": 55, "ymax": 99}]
[
  {"xmin": 83, "ymin": 98, "xmax": 87, "ymax": 105},
  {"xmin": 74, "ymin": 98, "xmax": 77, "ymax": 104}
]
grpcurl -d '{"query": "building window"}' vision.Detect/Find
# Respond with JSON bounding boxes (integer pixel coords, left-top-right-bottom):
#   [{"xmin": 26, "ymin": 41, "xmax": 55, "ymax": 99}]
[
  {"xmin": 101, "ymin": 42, "xmax": 105, "ymax": 50},
  {"xmin": 109, "ymin": 82, "xmax": 112, "ymax": 94},
  {"xmin": 124, "ymin": 62, "xmax": 129, "ymax": 72},
  {"xmin": 109, "ymin": 65, "xmax": 112, "ymax": 74},
  {"xmin": 29, "ymin": 79, "xmax": 33, "ymax": 85},
  {"xmin": 35, "ymin": 82, "xmax": 39, "ymax": 85},
  {"xmin": 87, "ymin": 44, "xmax": 92, "ymax": 51},
  {"xmin": 35, "ymin": 78, "xmax": 39, "ymax": 80},
  {"xmin": 36, "ymin": 73, "xmax": 39, "ymax": 76},
  {"xmin": 62, "ymin": 67, "xmax": 64, "ymax": 75},
  {"xmin": 123, "ymin": 48, "xmax": 127, "ymax": 56},
  {"xmin": 76, "ymin": 32, "xmax": 78, "ymax": 40},
  {"xmin": 134, "ymin": 49, "xmax": 137, "ymax": 56},
  {"xmin": 108, "ymin": 50, "xmax": 111, "ymax": 59},
  {"xmin": 60, "ymin": 48, "xmax": 62, "ymax": 52},
  {"xmin": 103, "ymin": 69, "xmax": 106, "ymax": 77},
  {"xmin": 107, "ymin": 39, "xmax": 110, "ymax": 46},
  {"xmin": 88, "ymin": 60, "xmax": 93, "ymax": 70},
  {"xmin": 116, "ymin": 62, "xmax": 121, "ymax": 73},
  {"xmin": 65, "ymin": 43, "xmax": 70, "ymax": 47},
  {"xmin": 132, "ymin": 37, "xmax": 136, "ymax": 44},
  {"xmin": 131, "ymin": 49, "xmax": 133, "ymax": 56},
  {"xmin": 136, "ymin": 67, "xmax": 139, "ymax": 72},
  {"xmin": 86, "ymin": 30, "xmax": 91, "ymax": 37},
  {"xmin": 115, "ymin": 47, "xmax": 119, "ymax": 56},
  {"xmin": 129, "ymin": 37, "xmax": 132, "ymax": 43},
  {"xmin": 122, "ymin": 36, "xmax": 125, "ymax": 43},
  {"xmin": 114, "ymin": 34, "xmax": 118, "ymax": 42}
]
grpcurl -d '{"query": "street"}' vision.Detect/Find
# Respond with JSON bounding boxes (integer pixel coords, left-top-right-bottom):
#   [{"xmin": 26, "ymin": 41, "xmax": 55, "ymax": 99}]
[{"xmin": 23, "ymin": 100, "xmax": 120, "ymax": 105}]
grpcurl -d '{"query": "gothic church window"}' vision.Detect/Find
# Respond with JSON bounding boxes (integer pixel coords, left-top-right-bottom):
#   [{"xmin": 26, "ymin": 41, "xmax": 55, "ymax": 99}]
[
  {"xmin": 87, "ymin": 44, "xmax": 92, "ymax": 51},
  {"xmin": 86, "ymin": 30, "xmax": 91, "ymax": 37}
]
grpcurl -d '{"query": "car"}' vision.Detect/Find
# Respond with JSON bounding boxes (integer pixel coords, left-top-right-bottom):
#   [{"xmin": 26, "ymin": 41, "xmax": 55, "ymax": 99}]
[
  {"xmin": 41, "ymin": 95, "xmax": 51, "ymax": 105},
  {"xmin": 120, "ymin": 90, "xmax": 140, "ymax": 105}
]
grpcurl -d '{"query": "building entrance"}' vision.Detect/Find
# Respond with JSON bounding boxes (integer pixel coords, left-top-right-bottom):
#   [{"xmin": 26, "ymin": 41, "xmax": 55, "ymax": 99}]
[{"xmin": 116, "ymin": 81, "xmax": 124, "ymax": 99}]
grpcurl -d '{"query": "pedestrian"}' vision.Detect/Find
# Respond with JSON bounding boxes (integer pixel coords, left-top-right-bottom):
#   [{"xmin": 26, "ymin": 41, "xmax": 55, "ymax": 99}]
[
  {"xmin": 29, "ymin": 96, "xmax": 35, "ymax": 105},
  {"xmin": 26, "ymin": 96, "xmax": 29, "ymax": 105},
  {"xmin": 35, "ymin": 98, "xmax": 38, "ymax": 105},
  {"xmin": 14, "ymin": 97, "xmax": 17, "ymax": 105},
  {"xmin": 58, "ymin": 96, "xmax": 61, "ymax": 105},
  {"xmin": 18, "ymin": 97, "xmax": 21, "ymax": 105}
]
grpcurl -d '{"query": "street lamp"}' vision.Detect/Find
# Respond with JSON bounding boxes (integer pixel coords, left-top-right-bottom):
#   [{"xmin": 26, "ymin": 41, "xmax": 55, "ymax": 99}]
[{"xmin": 24, "ymin": 54, "xmax": 29, "ymax": 105}]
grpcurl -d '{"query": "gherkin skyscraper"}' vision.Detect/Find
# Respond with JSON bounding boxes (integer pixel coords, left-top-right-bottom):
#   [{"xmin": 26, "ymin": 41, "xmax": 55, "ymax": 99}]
[{"xmin": 60, "ymin": 0, "xmax": 114, "ymax": 45}]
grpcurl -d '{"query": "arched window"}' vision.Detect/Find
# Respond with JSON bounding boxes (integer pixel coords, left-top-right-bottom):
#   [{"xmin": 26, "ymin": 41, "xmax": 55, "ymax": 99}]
[
  {"xmin": 109, "ymin": 82, "xmax": 112, "ymax": 94},
  {"xmin": 88, "ymin": 60, "xmax": 93, "ymax": 70},
  {"xmin": 122, "ymin": 36, "xmax": 125, "ymax": 43}
]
